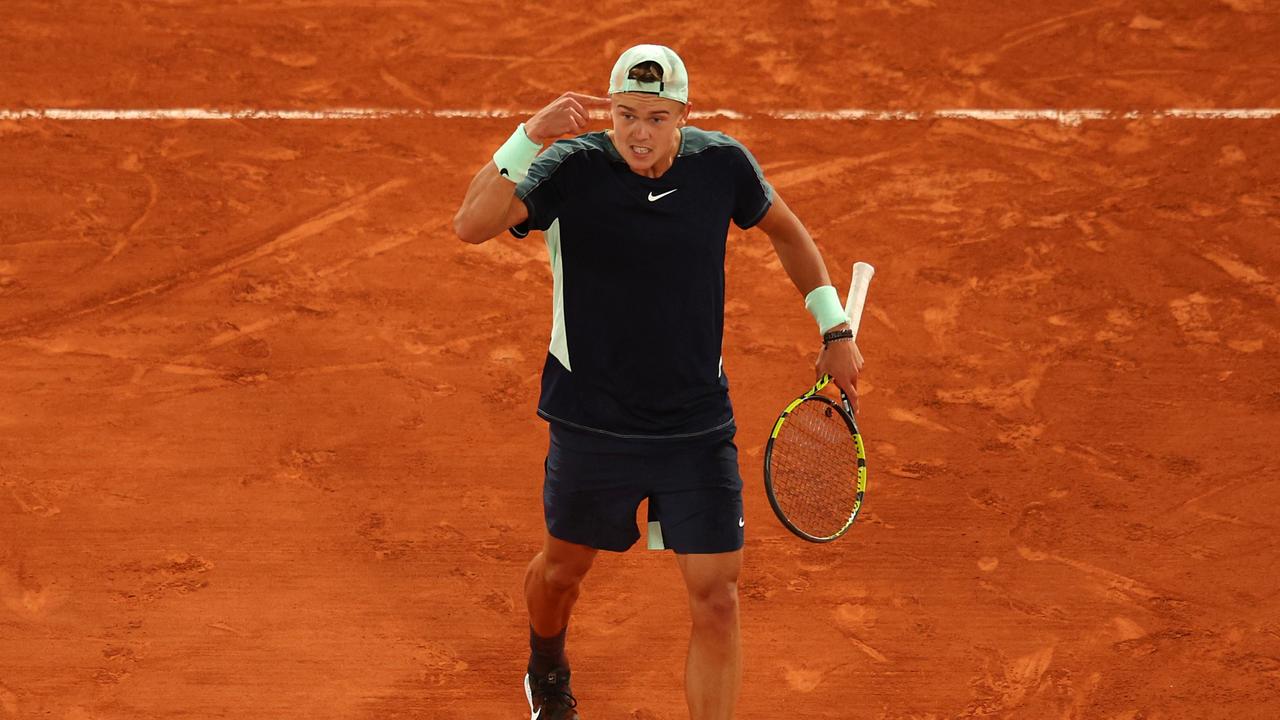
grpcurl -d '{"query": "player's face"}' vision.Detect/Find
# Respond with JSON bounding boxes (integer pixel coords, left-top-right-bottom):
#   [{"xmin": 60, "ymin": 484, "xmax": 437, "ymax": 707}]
[{"xmin": 609, "ymin": 93, "xmax": 689, "ymax": 175}]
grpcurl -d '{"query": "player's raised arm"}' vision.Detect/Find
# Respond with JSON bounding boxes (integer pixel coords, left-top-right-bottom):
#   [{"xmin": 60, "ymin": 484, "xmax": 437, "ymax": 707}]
[{"xmin": 452, "ymin": 92, "xmax": 611, "ymax": 244}]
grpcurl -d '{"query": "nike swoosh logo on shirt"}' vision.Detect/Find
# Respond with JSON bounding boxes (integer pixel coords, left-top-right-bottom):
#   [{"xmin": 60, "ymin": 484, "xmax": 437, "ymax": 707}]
[{"xmin": 647, "ymin": 189, "xmax": 678, "ymax": 202}]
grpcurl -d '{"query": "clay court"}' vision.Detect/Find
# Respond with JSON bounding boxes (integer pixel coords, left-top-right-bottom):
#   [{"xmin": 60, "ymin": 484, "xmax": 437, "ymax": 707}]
[{"xmin": 2, "ymin": 1, "xmax": 1279, "ymax": 718}]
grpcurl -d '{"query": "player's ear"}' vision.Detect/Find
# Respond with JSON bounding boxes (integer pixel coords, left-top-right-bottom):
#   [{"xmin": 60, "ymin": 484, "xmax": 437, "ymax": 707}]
[{"xmin": 680, "ymin": 100, "xmax": 692, "ymax": 126}]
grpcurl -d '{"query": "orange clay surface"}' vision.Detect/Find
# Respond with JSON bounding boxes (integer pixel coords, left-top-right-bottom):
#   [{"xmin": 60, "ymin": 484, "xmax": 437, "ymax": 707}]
[{"xmin": 2, "ymin": 2, "xmax": 1279, "ymax": 718}]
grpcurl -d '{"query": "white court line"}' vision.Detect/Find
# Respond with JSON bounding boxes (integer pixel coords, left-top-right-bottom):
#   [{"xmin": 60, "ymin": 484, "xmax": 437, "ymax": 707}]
[
  {"xmin": 934, "ymin": 108, "xmax": 1113, "ymax": 125},
  {"xmin": 2, "ymin": 107, "xmax": 1279, "ymax": 123}
]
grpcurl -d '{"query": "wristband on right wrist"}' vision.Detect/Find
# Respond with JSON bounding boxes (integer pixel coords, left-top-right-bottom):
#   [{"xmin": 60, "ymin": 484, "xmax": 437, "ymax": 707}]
[{"xmin": 492, "ymin": 123, "xmax": 543, "ymax": 184}]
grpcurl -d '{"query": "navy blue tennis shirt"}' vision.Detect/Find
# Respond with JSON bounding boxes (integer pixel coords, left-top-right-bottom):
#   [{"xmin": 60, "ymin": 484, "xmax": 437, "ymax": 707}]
[{"xmin": 510, "ymin": 127, "xmax": 774, "ymax": 440}]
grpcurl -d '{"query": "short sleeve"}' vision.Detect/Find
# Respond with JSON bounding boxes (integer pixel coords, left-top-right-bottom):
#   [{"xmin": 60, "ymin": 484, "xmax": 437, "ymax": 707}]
[
  {"xmin": 508, "ymin": 141, "xmax": 577, "ymax": 238},
  {"xmin": 728, "ymin": 142, "xmax": 774, "ymax": 229}
]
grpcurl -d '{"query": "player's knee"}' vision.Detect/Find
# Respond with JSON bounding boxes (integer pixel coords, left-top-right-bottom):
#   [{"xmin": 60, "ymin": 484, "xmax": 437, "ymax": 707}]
[
  {"xmin": 542, "ymin": 556, "xmax": 591, "ymax": 592},
  {"xmin": 688, "ymin": 581, "xmax": 739, "ymax": 627}
]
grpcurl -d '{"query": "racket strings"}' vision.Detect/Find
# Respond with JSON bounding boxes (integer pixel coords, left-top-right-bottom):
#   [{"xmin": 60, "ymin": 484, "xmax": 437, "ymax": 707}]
[{"xmin": 769, "ymin": 399, "xmax": 861, "ymax": 539}]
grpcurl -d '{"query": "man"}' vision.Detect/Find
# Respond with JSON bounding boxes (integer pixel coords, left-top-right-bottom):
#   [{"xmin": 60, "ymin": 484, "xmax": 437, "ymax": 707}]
[{"xmin": 453, "ymin": 44, "xmax": 862, "ymax": 720}]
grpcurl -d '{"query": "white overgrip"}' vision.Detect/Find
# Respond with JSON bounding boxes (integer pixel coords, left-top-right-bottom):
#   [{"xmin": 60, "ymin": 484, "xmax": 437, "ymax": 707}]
[{"xmin": 844, "ymin": 261, "xmax": 876, "ymax": 341}]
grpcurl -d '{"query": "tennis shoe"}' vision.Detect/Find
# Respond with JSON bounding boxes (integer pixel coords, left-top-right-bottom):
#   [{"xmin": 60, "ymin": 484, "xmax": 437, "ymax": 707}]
[{"xmin": 525, "ymin": 667, "xmax": 579, "ymax": 720}]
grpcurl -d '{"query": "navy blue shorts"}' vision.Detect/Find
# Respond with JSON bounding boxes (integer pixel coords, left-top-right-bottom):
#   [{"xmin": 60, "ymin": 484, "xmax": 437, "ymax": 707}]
[{"xmin": 543, "ymin": 423, "xmax": 745, "ymax": 554}]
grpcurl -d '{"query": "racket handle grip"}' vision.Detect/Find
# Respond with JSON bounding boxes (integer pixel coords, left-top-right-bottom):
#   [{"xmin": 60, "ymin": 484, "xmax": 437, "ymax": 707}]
[{"xmin": 845, "ymin": 261, "xmax": 876, "ymax": 341}]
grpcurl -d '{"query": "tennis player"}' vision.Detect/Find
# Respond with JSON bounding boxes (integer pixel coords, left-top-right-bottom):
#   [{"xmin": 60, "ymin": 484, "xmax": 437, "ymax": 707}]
[{"xmin": 453, "ymin": 44, "xmax": 862, "ymax": 720}]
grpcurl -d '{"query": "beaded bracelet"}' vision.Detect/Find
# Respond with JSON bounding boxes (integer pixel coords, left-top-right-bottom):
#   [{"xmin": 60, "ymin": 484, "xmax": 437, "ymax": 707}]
[{"xmin": 822, "ymin": 328, "xmax": 854, "ymax": 345}]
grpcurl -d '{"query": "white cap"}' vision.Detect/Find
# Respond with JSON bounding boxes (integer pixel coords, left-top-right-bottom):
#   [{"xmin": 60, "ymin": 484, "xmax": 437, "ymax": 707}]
[{"xmin": 607, "ymin": 44, "xmax": 689, "ymax": 104}]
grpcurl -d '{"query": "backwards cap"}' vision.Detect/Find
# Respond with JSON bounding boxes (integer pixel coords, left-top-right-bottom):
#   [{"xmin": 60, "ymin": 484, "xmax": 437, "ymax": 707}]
[{"xmin": 608, "ymin": 44, "xmax": 689, "ymax": 104}]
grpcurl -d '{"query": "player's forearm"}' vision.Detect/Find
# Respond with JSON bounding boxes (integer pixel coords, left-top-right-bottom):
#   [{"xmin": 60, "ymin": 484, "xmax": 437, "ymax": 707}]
[
  {"xmin": 759, "ymin": 194, "xmax": 837, "ymax": 296},
  {"xmin": 453, "ymin": 162, "xmax": 516, "ymax": 244},
  {"xmin": 769, "ymin": 225, "xmax": 832, "ymax": 297},
  {"xmin": 760, "ymin": 196, "xmax": 853, "ymax": 332},
  {"xmin": 774, "ymin": 236, "xmax": 851, "ymax": 331}
]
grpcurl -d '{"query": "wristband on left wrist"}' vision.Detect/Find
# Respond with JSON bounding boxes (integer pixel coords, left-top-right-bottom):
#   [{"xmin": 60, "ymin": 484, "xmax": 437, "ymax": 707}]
[{"xmin": 804, "ymin": 284, "xmax": 848, "ymax": 333}]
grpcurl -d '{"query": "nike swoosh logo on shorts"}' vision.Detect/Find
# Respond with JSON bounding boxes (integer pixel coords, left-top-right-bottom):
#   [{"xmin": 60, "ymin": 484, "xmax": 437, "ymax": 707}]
[
  {"xmin": 739, "ymin": 517, "xmax": 745, "ymax": 527},
  {"xmin": 648, "ymin": 189, "xmax": 678, "ymax": 201}
]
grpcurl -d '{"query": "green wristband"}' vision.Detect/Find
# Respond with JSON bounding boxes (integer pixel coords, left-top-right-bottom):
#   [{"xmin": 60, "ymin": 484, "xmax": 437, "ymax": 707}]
[
  {"xmin": 492, "ymin": 123, "xmax": 542, "ymax": 184},
  {"xmin": 804, "ymin": 285, "xmax": 848, "ymax": 333}
]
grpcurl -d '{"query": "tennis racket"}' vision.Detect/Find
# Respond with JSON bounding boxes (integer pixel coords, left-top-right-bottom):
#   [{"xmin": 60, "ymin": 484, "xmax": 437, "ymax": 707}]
[{"xmin": 763, "ymin": 261, "xmax": 874, "ymax": 543}]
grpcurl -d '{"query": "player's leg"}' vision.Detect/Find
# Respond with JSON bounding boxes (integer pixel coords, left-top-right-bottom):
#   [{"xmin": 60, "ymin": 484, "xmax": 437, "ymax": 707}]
[
  {"xmin": 649, "ymin": 430, "xmax": 745, "ymax": 720},
  {"xmin": 676, "ymin": 549, "xmax": 743, "ymax": 720},
  {"xmin": 524, "ymin": 533, "xmax": 597, "ymax": 665},
  {"xmin": 524, "ymin": 423, "xmax": 647, "ymax": 719},
  {"xmin": 522, "ymin": 527, "xmax": 599, "ymax": 719},
  {"xmin": 531, "ymin": 423, "xmax": 645, "ymax": 659}
]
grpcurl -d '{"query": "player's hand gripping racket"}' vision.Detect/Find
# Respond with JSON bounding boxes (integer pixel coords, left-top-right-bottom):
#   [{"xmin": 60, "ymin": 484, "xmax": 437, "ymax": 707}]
[{"xmin": 764, "ymin": 262, "xmax": 875, "ymax": 543}]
